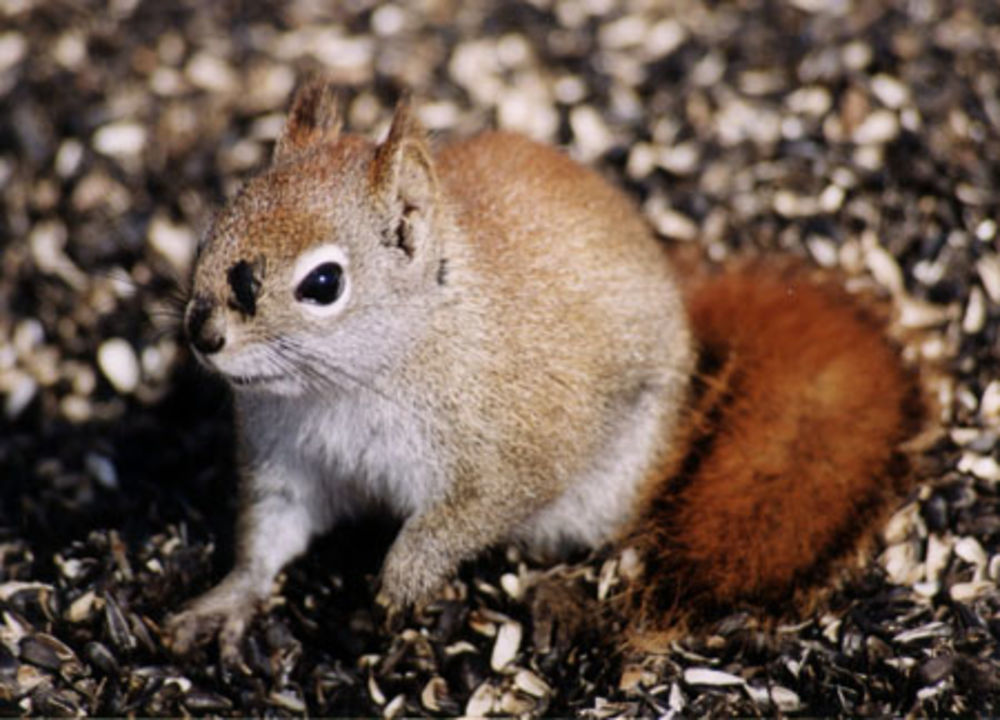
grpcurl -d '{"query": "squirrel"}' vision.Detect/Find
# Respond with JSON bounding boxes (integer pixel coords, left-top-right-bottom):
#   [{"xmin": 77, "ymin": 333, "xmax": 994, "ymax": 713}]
[{"xmin": 166, "ymin": 79, "xmax": 924, "ymax": 658}]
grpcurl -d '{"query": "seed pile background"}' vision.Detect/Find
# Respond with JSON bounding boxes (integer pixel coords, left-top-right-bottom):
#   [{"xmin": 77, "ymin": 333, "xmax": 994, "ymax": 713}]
[{"xmin": 1, "ymin": 0, "xmax": 999, "ymax": 715}]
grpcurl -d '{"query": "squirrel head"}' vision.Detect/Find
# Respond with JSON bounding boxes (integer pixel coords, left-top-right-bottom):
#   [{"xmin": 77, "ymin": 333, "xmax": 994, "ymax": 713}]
[{"xmin": 185, "ymin": 80, "xmax": 441, "ymax": 395}]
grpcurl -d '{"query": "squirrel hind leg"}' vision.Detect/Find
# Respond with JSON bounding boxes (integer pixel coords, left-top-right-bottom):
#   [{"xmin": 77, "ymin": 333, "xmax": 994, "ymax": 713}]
[{"xmin": 624, "ymin": 265, "xmax": 926, "ymax": 637}]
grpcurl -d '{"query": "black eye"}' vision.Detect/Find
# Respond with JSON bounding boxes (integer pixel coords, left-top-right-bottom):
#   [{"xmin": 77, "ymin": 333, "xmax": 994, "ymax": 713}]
[{"xmin": 295, "ymin": 262, "xmax": 344, "ymax": 305}]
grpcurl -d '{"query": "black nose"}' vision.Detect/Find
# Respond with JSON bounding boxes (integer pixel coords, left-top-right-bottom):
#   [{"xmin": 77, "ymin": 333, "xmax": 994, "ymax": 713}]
[{"xmin": 186, "ymin": 297, "xmax": 225, "ymax": 354}]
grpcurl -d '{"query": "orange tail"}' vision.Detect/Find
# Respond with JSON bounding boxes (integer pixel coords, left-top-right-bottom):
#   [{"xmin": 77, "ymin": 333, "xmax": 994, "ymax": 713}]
[{"xmin": 627, "ymin": 262, "xmax": 925, "ymax": 639}]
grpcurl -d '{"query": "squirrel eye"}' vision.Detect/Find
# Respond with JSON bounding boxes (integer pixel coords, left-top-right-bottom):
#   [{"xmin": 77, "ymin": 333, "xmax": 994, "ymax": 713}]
[{"xmin": 295, "ymin": 262, "xmax": 344, "ymax": 305}]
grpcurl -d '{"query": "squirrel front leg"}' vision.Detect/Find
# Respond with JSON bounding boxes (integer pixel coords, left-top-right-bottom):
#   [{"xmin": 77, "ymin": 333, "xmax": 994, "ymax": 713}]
[
  {"xmin": 379, "ymin": 466, "xmax": 550, "ymax": 608},
  {"xmin": 166, "ymin": 462, "xmax": 321, "ymax": 660}
]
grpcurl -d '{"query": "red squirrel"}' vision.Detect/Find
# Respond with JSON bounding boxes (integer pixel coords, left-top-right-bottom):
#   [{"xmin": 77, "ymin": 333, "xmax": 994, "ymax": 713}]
[{"xmin": 167, "ymin": 79, "xmax": 924, "ymax": 657}]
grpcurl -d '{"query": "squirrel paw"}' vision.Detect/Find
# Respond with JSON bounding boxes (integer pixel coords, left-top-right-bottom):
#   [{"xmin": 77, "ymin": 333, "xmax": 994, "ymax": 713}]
[
  {"xmin": 378, "ymin": 531, "xmax": 453, "ymax": 609},
  {"xmin": 374, "ymin": 590, "xmax": 409, "ymax": 633},
  {"xmin": 164, "ymin": 583, "xmax": 259, "ymax": 667}
]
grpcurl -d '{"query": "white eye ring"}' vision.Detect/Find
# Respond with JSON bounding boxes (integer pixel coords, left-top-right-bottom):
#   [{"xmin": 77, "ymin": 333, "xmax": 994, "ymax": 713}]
[{"xmin": 291, "ymin": 244, "xmax": 351, "ymax": 317}]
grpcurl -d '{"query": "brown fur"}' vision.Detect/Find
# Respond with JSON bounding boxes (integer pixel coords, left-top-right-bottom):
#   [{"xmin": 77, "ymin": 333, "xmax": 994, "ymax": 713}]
[
  {"xmin": 624, "ymin": 262, "xmax": 925, "ymax": 645},
  {"xmin": 273, "ymin": 79, "xmax": 342, "ymax": 162}
]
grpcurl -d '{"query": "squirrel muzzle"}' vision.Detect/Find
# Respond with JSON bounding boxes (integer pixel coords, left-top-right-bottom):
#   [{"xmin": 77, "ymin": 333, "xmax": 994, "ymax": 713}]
[{"xmin": 185, "ymin": 295, "xmax": 226, "ymax": 356}]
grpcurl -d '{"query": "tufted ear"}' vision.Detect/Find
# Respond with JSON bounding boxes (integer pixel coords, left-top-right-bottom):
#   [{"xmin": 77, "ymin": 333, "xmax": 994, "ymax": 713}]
[
  {"xmin": 273, "ymin": 79, "xmax": 342, "ymax": 163},
  {"xmin": 369, "ymin": 96, "xmax": 437, "ymax": 257}
]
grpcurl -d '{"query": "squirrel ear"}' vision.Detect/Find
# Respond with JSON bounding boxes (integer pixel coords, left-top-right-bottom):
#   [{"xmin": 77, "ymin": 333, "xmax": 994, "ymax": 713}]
[
  {"xmin": 273, "ymin": 79, "xmax": 342, "ymax": 163},
  {"xmin": 370, "ymin": 96, "xmax": 437, "ymax": 257}
]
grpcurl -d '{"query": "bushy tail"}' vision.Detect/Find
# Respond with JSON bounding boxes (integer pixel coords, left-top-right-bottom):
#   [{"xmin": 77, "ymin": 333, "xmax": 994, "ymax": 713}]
[{"xmin": 625, "ymin": 262, "xmax": 925, "ymax": 643}]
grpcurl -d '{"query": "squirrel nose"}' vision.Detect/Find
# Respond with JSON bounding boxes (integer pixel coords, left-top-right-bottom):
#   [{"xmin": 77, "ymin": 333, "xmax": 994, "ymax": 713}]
[{"xmin": 186, "ymin": 297, "xmax": 226, "ymax": 355}]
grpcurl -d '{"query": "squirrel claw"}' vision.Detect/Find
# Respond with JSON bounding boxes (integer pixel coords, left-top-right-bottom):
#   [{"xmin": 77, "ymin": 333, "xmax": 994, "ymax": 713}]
[
  {"xmin": 217, "ymin": 615, "xmax": 253, "ymax": 672},
  {"xmin": 164, "ymin": 609, "xmax": 219, "ymax": 655},
  {"xmin": 165, "ymin": 607, "xmax": 254, "ymax": 674},
  {"xmin": 163, "ymin": 590, "xmax": 258, "ymax": 664},
  {"xmin": 375, "ymin": 591, "xmax": 408, "ymax": 633}
]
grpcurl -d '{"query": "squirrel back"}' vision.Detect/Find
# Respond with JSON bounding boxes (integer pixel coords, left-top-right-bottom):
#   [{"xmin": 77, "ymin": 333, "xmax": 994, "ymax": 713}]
[{"xmin": 624, "ymin": 261, "xmax": 925, "ymax": 641}]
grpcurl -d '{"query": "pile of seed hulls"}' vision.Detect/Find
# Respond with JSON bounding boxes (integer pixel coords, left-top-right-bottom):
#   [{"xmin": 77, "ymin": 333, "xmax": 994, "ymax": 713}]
[{"xmin": 1, "ymin": 0, "xmax": 998, "ymax": 715}]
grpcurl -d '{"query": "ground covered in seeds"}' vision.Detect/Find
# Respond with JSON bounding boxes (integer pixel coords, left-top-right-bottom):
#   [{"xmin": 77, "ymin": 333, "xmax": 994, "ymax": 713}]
[{"xmin": 2, "ymin": 0, "xmax": 1000, "ymax": 715}]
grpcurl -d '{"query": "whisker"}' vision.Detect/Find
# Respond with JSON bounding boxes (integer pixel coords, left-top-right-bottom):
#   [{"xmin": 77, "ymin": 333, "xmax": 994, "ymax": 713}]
[
  {"xmin": 274, "ymin": 336, "xmax": 433, "ymax": 426},
  {"xmin": 146, "ymin": 307, "xmax": 186, "ymax": 320},
  {"xmin": 272, "ymin": 338, "xmax": 349, "ymax": 393},
  {"xmin": 148, "ymin": 325, "xmax": 185, "ymax": 345}
]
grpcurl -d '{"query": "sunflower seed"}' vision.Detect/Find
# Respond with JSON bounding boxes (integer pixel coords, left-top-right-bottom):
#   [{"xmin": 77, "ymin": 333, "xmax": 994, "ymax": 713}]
[{"xmin": 490, "ymin": 621, "xmax": 522, "ymax": 672}]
